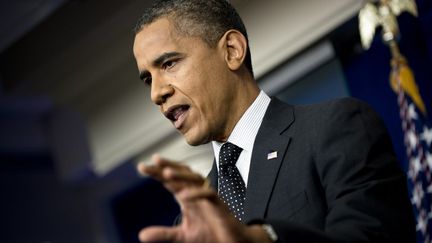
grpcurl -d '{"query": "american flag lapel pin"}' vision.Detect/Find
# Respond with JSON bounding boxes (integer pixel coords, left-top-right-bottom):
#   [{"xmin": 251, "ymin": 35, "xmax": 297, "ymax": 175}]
[{"xmin": 267, "ymin": 151, "xmax": 278, "ymax": 160}]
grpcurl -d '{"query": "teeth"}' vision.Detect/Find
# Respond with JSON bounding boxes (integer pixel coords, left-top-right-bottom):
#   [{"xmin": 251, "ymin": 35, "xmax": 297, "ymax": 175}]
[
  {"xmin": 173, "ymin": 108, "xmax": 183, "ymax": 120},
  {"xmin": 167, "ymin": 105, "xmax": 189, "ymax": 121}
]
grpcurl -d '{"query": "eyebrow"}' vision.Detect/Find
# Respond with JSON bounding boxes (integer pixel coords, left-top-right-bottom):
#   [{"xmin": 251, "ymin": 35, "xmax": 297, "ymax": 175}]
[{"xmin": 139, "ymin": 52, "xmax": 182, "ymax": 81}]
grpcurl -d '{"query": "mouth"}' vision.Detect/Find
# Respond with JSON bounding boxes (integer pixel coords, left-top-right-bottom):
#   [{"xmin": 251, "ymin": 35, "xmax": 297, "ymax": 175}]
[{"xmin": 164, "ymin": 104, "xmax": 190, "ymax": 129}]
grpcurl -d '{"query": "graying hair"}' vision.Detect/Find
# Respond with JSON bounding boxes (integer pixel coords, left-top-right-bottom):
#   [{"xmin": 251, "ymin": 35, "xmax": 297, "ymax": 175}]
[{"xmin": 134, "ymin": 0, "xmax": 253, "ymax": 75}]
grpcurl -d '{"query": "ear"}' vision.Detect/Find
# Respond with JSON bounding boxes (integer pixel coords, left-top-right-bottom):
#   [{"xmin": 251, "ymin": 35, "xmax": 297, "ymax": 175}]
[{"xmin": 220, "ymin": 30, "xmax": 248, "ymax": 71}]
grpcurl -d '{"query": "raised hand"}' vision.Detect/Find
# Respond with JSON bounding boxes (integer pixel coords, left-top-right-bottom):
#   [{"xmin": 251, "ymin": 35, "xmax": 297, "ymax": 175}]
[{"xmin": 136, "ymin": 155, "xmax": 271, "ymax": 243}]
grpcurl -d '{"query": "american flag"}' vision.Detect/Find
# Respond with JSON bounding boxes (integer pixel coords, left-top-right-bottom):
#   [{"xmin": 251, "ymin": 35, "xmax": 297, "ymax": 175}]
[{"xmin": 394, "ymin": 60, "xmax": 432, "ymax": 243}]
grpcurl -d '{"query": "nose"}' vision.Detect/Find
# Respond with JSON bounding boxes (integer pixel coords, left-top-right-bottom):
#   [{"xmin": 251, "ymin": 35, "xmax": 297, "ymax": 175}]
[{"xmin": 150, "ymin": 76, "xmax": 175, "ymax": 105}]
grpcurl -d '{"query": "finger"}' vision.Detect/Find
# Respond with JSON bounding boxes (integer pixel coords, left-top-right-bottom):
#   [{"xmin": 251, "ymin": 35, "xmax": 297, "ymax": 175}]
[
  {"xmin": 177, "ymin": 187, "xmax": 219, "ymax": 203},
  {"xmin": 153, "ymin": 154, "xmax": 190, "ymax": 170},
  {"xmin": 138, "ymin": 154, "xmax": 190, "ymax": 177},
  {"xmin": 162, "ymin": 177, "xmax": 205, "ymax": 194},
  {"xmin": 156, "ymin": 156, "xmax": 206, "ymax": 188},
  {"xmin": 138, "ymin": 154, "xmax": 210, "ymax": 196},
  {"xmin": 172, "ymin": 187, "xmax": 217, "ymax": 215},
  {"xmin": 177, "ymin": 187, "xmax": 235, "ymax": 225},
  {"xmin": 162, "ymin": 167, "xmax": 205, "ymax": 185},
  {"xmin": 138, "ymin": 226, "xmax": 179, "ymax": 243},
  {"xmin": 142, "ymin": 154, "xmax": 206, "ymax": 186},
  {"xmin": 137, "ymin": 154, "xmax": 184, "ymax": 181},
  {"xmin": 161, "ymin": 170, "xmax": 209, "ymax": 194},
  {"xmin": 137, "ymin": 155, "xmax": 163, "ymax": 177},
  {"xmin": 137, "ymin": 162, "xmax": 159, "ymax": 177}
]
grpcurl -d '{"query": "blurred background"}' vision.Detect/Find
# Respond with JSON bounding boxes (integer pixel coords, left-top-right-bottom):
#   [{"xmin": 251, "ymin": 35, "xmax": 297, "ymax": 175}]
[{"xmin": 0, "ymin": 0, "xmax": 431, "ymax": 242}]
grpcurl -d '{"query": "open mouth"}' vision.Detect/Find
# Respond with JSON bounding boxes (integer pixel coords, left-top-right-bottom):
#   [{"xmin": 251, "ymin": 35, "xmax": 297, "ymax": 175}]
[{"xmin": 164, "ymin": 105, "xmax": 190, "ymax": 129}]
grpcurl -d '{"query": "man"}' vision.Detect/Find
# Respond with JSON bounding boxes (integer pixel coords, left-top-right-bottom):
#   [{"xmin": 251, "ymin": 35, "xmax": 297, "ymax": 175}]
[{"xmin": 132, "ymin": 0, "xmax": 415, "ymax": 242}]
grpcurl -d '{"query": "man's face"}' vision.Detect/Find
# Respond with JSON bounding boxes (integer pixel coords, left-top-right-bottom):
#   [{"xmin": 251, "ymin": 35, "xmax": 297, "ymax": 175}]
[{"xmin": 133, "ymin": 18, "xmax": 237, "ymax": 145}]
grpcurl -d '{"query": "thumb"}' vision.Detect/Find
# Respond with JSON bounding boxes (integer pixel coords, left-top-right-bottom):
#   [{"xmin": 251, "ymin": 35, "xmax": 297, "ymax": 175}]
[{"xmin": 138, "ymin": 225, "xmax": 179, "ymax": 242}]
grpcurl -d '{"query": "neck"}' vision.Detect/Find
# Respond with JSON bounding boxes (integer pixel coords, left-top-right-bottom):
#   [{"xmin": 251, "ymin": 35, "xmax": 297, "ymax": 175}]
[{"xmin": 215, "ymin": 74, "xmax": 260, "ymax": 142}]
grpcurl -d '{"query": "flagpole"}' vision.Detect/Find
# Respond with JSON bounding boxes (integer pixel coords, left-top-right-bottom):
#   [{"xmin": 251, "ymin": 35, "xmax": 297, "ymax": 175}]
[
  {"xmin": 359, "ymin": 1, "xmax": 432, "ymax": 242},
  {"xmin": 388, "ymin": 40, "xmax": 401, "ymax": 59}
]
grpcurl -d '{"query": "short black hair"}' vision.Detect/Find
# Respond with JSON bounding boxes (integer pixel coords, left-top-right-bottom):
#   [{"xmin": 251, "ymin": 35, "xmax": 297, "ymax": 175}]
[{"xmin": 134, "ymin": 0, "xmax": 253, "ymax": 76}]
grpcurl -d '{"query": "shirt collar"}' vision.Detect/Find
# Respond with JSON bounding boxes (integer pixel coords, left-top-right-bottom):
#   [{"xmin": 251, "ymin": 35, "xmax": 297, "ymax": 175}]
[{"xmin": 212, "ymin": 90, "xmax": 271, "ymax": 159}]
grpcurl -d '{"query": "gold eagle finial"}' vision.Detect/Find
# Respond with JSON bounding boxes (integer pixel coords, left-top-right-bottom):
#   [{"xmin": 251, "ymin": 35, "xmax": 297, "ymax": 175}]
[
  {"xmin": 359, "ymin": 0, "xmax": 426, "ymax": 115},
  {"xmin": 359, "ymin": 0, "xmax": 418, "ymax": 50}
]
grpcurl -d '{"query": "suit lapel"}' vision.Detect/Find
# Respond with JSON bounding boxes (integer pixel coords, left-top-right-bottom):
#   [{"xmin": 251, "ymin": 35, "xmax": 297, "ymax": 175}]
[
  {"xmin": 243, "ymin": 98, "xmax": 295, "ymax": 222},
  {"xmin": 206, "ymin": 98, "xmax": 295, "ymax": 222}
]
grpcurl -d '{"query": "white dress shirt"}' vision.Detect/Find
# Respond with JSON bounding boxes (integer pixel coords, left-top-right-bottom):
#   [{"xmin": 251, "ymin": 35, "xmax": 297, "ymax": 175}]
[{"xmin": 212, "ymin": 90, "xmax": 271, "ymax": 187}]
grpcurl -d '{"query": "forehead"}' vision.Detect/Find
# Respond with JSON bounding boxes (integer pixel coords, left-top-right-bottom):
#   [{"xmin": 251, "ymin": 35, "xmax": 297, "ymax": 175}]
[
  {"xmin": 134, "ymin": 18, "xmax": 177, "ymax": 55},
  {"xmin": 134, "ymin": 18, "xmax": 203, "ymax": 66}
]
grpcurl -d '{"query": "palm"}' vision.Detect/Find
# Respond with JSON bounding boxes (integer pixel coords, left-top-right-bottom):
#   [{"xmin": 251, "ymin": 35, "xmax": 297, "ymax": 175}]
[
  {"xmin": 137, "ymin": 156, "xmax": 268, "ymax": 243},
  {"xmin": 174, "ymin": 192, "xmax": 242, "ymax": 242}
]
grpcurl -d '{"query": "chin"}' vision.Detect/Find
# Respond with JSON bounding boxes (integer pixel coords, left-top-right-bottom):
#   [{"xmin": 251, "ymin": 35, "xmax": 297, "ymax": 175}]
[{"xmin": 183, "ymin": 130, "xmax": 210, "ymax": 146}]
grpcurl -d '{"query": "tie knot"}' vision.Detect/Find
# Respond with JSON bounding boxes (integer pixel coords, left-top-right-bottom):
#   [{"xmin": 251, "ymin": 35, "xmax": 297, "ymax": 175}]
[{"xmin": 219, "ymin": 142, "xmax": 243, "ymax": 168}]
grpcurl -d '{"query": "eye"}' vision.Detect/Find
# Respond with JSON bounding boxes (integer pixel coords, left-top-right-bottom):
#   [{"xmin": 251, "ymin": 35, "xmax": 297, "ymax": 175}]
[{"xmin": 163, "ymin": 59, "xmax": 177, "ymax": 70}]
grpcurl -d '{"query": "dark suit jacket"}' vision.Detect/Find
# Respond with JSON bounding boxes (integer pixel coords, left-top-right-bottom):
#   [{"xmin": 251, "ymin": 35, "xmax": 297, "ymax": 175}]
[{"xmin": 208, "ymin": 97, "xmax": 415, "ymax": 243}]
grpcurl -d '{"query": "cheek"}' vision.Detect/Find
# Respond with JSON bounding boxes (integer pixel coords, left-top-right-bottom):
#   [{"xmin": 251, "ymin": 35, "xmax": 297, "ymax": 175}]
[
  {"xmin": 178, "ymin": 56, "xmax": 226, "ymax": 118},
  {"xmin": 179, "ymin": 70, "xmax": 214, "ymax": 108},
  {"xmin": 197, "ymin": 86, "xmax": 221, "ymax": 120}
]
